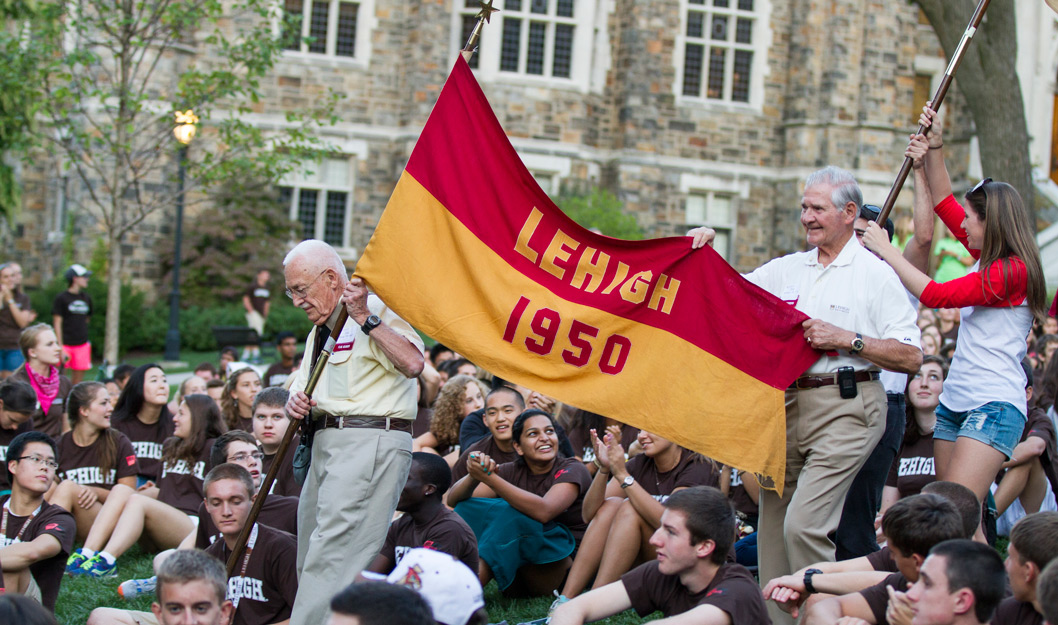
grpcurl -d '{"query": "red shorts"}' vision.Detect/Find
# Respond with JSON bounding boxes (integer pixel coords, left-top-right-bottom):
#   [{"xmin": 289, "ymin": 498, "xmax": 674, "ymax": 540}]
[{"xmin": 63, "ymin": 343, "xmax": 92, "ymax": 371}]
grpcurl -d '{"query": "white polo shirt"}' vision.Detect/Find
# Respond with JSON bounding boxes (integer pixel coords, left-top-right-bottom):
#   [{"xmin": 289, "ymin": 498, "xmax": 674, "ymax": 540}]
[{"xmin": 743, "ymin": 235, "xmax": 920, "ymax": 375}]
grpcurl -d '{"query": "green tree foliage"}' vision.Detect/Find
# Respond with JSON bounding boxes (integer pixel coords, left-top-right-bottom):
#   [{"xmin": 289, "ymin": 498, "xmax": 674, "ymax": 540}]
[
  {"xmin": 159, "ymin": 177, "xmax": 299, "ymax": 307},
  {"xmin": 20, "ymin": 0, "xmax": 338, "ymax": 363},
  {"xmin": 0, "ymin": 0, "xmax": 43, "ymax": 224},
  {"xmin": 555, "ymin": 188, "xmax": 644, "ymax": 240}
]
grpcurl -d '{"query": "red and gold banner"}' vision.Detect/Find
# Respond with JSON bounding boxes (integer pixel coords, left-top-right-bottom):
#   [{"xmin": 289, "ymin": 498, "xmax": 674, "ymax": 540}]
[{"xmin": 356, "ymin": 57, "xmax": 819, "ymax": 487}]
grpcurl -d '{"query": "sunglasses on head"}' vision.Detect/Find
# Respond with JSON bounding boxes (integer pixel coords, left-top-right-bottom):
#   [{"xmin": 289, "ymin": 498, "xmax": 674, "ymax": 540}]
[{"xmin": 970, "ymin": 177, "xmax": 993, "ymax": 195}]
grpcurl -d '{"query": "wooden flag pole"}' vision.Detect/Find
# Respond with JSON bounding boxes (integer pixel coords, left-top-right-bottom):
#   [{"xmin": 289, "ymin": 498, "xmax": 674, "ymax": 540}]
[
  {"xmin": 876, "ymin": 0, "xmax": 992, "ymax": 225},
  {"xmin": 226, "ymin": 307, "xmax": 349, "ymax": 577}
]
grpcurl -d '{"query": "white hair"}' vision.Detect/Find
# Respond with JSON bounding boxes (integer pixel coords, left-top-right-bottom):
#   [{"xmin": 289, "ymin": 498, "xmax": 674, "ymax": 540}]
[
  {"xmin": 804, "ymin": 166, "xmax": 862, "ymax": 212},
  {"xmin": 283, "ymin": 240, "xmax": 347, "ymax": 278}
]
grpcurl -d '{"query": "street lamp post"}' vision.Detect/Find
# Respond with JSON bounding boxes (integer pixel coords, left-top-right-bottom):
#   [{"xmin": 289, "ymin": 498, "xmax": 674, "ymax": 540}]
[{"xmin": 164, "ymin": 110, "xmax": 198, "ymax": 362}]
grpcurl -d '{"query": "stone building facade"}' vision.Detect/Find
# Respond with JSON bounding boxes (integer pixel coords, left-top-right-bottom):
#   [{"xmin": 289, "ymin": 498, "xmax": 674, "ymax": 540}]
[{"xmin": 15, "ymin": 0, "xmax": 1031, "ymax": 294}]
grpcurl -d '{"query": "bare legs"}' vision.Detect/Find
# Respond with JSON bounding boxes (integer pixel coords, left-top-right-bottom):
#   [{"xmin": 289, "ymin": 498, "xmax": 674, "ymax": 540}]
[
  {"xmin": 560, "ymin": 498, "xmax": 657, "ymax": 599},
  {"xmin": 81, "ymin": 486, "xmax": 193, "ymax": 559},
  {"xmin": 994, "ymin": 458, "xmax": 1048, "ymax": 516},
  {"xmin": 934, "ymin": 438, "xmax": 1008, "ymax": 503}
]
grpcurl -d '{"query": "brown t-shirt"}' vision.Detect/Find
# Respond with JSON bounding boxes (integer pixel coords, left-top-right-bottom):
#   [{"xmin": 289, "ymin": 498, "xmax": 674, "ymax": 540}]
[
  {"xmin": 860, "ymin": 572, "xmax": 909, "ymax": 624},
  {"xmin": 112, "ymin": 413, "xmax": 175, "ymax": 482},
  {"xmin": 245, "ymin": 284, "xmax": 270, "ymax": 316},
  {"xmin": 0, "ymin": 291, "xmax": 32, "ymax": 349},
  {"xmin": 10, "ymin": 367, "xmax": 72, "ymax": 440},
  {"xmin": 263, "ymin": 362, "xmax": 295, "ymax": 388},
  {"xmin": 57, "ymin": 430, "xmax": 139, "ymax": 487},
  {"xmin": 0, "ymin": 498, "xmax": 76, "ymax": 612},
  {"xmin": 196, "ymin": 494, "xmax": 299, "ymax": 548},
  {"xmin": 622, "ymin": 560, "xmax": 769, "ymax": 623},
  {"xmin": 380, "ymin": 507, "xmax": 479, "ymax": 573},
  {"xmin": 412, "ymin": 406, "xmax": 432, "ymax": 438},
  {"xmin": 451, "ymin": 434, "xmax": 518, "ymax": 485},
  {"xmin": 625, "ymin": 449, "xmax": 719, "ymax": 499},
  {"xmin": 158, "ymin": 440, "xmax": 213, "ymax": 514},
  {"xmin": 0, "ymin": 420, "xmax": 34, "ymax": 492},
  {"xmin": 991, "ymin": 597, "xmax": 1044, "ymax": 625},
  {"xmin": 262, "ymin": 441, "xmax": 302, "ymax": 498},
  {"xmin": 205, "ymin": 524, "xmax": 297, "ymax": 625},
  {"xmin": 865, "ymin": 545, "xmax": 898, "ymax": 572},
  {"xmin": 727, "ymin": 467, "xmax": 759, "ymax": 518},
  {"xmin": 494, "ymin": 457, "xmax": 592, "ymax": 541},
  {"xmin": 886, "ymin": 434, "xmax": 936, "ymax": 498}
]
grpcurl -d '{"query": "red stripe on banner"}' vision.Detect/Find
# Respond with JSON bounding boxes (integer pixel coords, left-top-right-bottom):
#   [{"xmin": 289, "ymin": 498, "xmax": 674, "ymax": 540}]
[{"xmin": 403, "ymin": 58, "xmax": 817, "ymax": 389}]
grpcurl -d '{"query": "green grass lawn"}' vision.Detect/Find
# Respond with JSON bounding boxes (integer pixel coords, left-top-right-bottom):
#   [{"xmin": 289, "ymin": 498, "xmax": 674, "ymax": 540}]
[{"xmin": 55, "ymin": 547, "xmax": 658, "ymax": 625}]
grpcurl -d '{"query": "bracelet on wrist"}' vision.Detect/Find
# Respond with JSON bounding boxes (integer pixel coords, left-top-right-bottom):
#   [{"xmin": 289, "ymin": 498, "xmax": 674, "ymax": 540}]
[{"xmin": 928, "ymin": 144, "xmax": 943, "ymax": 150}]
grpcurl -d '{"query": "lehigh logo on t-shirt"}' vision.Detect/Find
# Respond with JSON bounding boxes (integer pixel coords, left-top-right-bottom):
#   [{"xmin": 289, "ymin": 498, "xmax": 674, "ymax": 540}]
[
  {"xmin": 553, "ymin": 469, "xmax": 569, "ymax": 480},
  {"xmin": 45, "ymin": 523, "xmax": 60, "ymax": 532},
  {"xmin": 126, "ymin": 455, "xmax": 136, "ymax": 466}
]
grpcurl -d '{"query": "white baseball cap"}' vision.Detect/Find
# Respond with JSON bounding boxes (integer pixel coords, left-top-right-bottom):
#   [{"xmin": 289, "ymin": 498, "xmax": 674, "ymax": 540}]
[{"xmin": 361, "ymin": 548, "xmax": 485, "ymax": 625}]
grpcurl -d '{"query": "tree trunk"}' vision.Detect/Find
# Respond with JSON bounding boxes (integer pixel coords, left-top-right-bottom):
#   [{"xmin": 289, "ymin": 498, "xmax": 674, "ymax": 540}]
[
  {"xmin": 914, "ymin": 0, "xmax": 1035, "ymax": 218},
  {"xmin": 104, "ymin": 233, "xmax": 123, "ymax": 364}
]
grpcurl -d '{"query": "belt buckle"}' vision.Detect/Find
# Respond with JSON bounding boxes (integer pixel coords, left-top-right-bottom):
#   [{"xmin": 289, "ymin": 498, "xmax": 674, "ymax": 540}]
[{"xmin": 337, "ymin": 416, "xmax": 344, "ymax": 430}]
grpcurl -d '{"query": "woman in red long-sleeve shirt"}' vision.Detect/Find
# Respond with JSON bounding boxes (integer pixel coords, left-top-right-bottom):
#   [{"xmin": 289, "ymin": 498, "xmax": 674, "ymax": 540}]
[{"xmin": 863, "ymin": 106, "xmax": 1046, "ymax": 506}]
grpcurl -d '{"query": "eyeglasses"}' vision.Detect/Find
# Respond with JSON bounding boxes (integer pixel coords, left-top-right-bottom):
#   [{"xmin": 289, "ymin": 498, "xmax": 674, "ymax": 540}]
[
  {"xmin": 284, "ymin": 269, "xmax": 328, "ymax": 300},
  {"xmin": 970, "ymin": 177, "xmax": 993, "ymax": 196},
  {"xmin": 229, "ymin": 451, "xmax": 265, "ymax": 463},
  {"xmin": 15, "ymin": 454, "xmax": 58, "ymax": 471}
]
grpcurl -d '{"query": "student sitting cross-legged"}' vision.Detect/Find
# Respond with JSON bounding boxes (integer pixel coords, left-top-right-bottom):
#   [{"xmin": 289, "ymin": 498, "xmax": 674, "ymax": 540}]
[
  {"xmin": 0, "ymin": 432, "xmax": 76, "ymax": 613},
  {"xmin": 48, "ymin": 381, "xmax": 139, "ymax": 542},
  {"xmin": 363, "ymin": 451, "xmax": 477, "ymax": 575},
  {"xmin": 549, "ymin": 486, "xmax": 769, "ymax": 625},
  {"xmin": 555, "ymin": 426, "xmax": 718, "ymax": 610},
  {"xmin": 448, "ymin": 409, "xmax": 591, "ymax": 596}
]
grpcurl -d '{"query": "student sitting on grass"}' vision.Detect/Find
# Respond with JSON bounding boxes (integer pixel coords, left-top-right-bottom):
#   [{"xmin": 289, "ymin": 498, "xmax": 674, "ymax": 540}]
[
  {"xmin": 49, "ymin": 381, "xmax": 139, "ymax": 542},
  {"xmin": 448, "ymin": 409, "xmax": 591, "ymax": 596},
  {"xmin": 904, "ymin": 540, "xmax": 1006, "ymax": 625},
  {"xmin": 110, "ymin": 364, "xmax": 175, "ymax": 493},
  {"xmin": 555, "ymin": 426, "xmax": 718, "ymax": 608},
  {"xmin": 797, "ymin": 494, "xmax": 965, "ymax": 625},
  {"xmin": 364, "ymin": 452, "xmax": 477, "ymax": 575},
  {"xmin": 252, "ymin": 388, "xmax": 301, "ymax": 498},
  {"xmin": 66, "ymin": 393, "xmax": 225, "ymax": 577},
  {"xmin": 550, "ymin": 486, "xmax": 769, "ymax": 625},
  {"xmin": 113, "ymin": 430, "xmax": 299, "ymax": 602},
  {"xmin": 0, "ymin": 431, "xmax": 75, "ymax": 612}
]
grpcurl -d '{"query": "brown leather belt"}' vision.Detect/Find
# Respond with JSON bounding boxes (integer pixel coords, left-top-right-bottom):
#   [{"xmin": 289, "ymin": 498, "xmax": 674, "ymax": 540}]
[
  {"xmin": 790, "ymin": 370, "xmax": 880, "ymax": 390},
  {"xmin": 319, "ymin": 415, "xmax": 413, "ymax": 433}
]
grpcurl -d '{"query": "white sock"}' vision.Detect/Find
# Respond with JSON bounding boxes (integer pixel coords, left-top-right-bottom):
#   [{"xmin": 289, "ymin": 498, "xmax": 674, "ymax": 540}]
[
  {"xmin": 80, "ymin": 548, "xmax": 96, "ymax": 558},
  {"xmin": 99, "ymin": 551, "xmax": 117, "ymax": 565}
]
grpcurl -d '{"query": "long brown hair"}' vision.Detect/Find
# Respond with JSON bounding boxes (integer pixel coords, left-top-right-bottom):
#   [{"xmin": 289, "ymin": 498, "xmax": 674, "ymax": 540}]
[
  {"xmin": 67, "ymin": 381, "xmax": 119, "ymax": 480},
  {"xmin": 965, "ymin": 182, "xmax": 1046, "ymax": 321},
  {"xmin": 220, "ymin": 368, "xmax": 258, "ymax": 431},
  {"xmin": 164, "ymin": 393, "xmax": 226, "ymax": 465}
]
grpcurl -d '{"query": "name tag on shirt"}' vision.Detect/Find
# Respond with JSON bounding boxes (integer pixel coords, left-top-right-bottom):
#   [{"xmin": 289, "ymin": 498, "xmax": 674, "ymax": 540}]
[
  {"xmin": 334, "ymin": 323, "xmax": 357, "ymax": 352},
  {"xmin": 780, "ymin": 284, "xmax": 799, "ymax": 305}
]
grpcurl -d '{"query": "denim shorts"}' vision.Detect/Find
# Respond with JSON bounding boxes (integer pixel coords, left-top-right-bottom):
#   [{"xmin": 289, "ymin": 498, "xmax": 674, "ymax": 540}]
[
  {"xmin": 0, "ymin": 348, "xmax": 23, "ymax": 371},
  {"xmin": 934, "ymin": 401, "xmax": 1026, "ymax": 458}
]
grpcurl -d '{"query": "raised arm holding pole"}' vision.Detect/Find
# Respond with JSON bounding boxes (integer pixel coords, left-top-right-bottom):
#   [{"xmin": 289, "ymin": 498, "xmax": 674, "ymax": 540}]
[{"xmin": 875, "ymin": 0, "xmax": 992, "ymax": 225}]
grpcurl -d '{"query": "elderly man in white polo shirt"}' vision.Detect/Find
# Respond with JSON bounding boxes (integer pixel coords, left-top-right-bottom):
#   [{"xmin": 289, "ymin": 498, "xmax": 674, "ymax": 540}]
[{"xmin": 690, "ymin": 166, "xmax": 921, "ymax": 624}]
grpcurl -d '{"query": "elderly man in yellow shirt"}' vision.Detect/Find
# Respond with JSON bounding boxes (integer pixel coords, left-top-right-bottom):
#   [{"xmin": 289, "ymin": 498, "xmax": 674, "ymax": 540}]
[{"xmin": 282, "ymin": 239, "xmax": 425, "ymax": 625}]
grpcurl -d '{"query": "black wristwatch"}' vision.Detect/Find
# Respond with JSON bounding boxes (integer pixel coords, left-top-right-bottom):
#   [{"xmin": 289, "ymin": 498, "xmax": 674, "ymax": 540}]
[
  {"xmin": 803, "ymin": 568, "xmax": 824, "ymax": 594},
  {"xmin": 361, "ymin": 314, "xmax": 382, "ymax": 335},
  {"xmin": 850, "ymin": 333, "xmax": 865, "ymax": 355}
]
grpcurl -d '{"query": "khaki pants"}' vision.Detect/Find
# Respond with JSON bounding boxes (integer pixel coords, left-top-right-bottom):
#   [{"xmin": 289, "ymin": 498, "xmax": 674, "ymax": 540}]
[
  {"xmin": 290, "ymin": 426, "xmax": 412, "ymax": 625},
  {"xmin": 759, "ymin": 381, "xmax": 885, "ymax": 625}
]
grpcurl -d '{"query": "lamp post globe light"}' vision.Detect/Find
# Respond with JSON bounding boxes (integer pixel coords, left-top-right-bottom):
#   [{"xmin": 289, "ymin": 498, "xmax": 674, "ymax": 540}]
[{"xmin": 164, "ymin": 110, "xmax": 198, "ymax": 362}]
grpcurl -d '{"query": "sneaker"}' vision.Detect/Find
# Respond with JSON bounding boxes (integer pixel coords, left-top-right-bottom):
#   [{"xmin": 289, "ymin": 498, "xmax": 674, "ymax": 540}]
[
  {"xmin": 81, "ymin": 554, "xmax": 118, "ymax": 578},
  {"xmin": 545, "ymin": 590, "xmax": 569, "ymax": 623},
  {"xmin": 118, "ymin": 576, "xmax": 156, "ymax": 599},
  {"xmin": 65, "ymin": 549, "xmax": 89, "ymax": 575}
]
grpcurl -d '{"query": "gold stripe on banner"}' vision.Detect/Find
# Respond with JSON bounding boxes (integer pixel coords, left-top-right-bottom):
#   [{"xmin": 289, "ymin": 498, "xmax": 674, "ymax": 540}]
[{"xmin": 357, "ymin": 172, "xmax": 788, "ymax": 489}]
